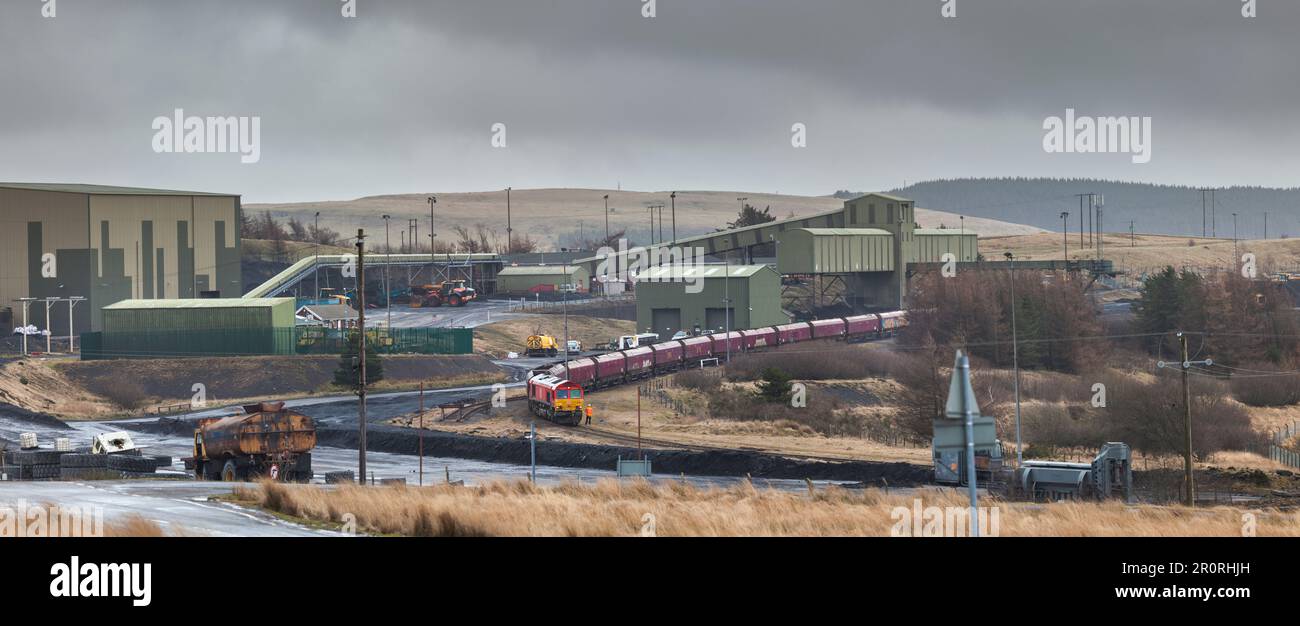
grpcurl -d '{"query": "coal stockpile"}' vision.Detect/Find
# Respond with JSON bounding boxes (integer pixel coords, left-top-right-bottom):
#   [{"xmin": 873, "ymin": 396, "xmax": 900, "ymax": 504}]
[{"xmin": 315, "ymin": 425, "xmax": 931, "ymax": 485}]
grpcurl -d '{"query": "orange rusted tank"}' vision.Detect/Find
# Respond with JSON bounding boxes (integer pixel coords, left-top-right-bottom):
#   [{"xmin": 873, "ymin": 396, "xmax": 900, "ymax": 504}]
[{"xmin": 192, "ymin": 401, "xmax": 316, "ymax": 482}]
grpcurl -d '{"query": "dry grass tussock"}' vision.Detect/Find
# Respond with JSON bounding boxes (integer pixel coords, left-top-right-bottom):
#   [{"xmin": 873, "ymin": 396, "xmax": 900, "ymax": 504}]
[{"xmin": 237, "ymin": 480, "xmax": 1300, "ymax": 537}]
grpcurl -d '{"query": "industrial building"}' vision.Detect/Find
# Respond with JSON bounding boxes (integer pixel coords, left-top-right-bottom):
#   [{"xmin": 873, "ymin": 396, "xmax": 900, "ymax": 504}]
[
  {"xmin": 577, "ymin": 193, "xmax": 978, "ymax": 310},
  {"xmin": 0, "ymin": 183, "xmax": 242, "ymax": 334},
  {"xmin": 85, "ymin": 297, "xmax": 296, "ymax": 359},
  {"xmin": 496, "ymin": 265, "xmax": 590, "ymax": 296},
  {"xmin": 635, "ymin": 264, "xmax": 786, "ymax": 337}
]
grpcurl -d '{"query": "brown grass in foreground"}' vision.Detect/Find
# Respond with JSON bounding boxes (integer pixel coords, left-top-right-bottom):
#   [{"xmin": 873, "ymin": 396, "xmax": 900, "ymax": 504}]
[{"xmin": 236, "ymin": 480, "xmax": 1300, "ymax": 537}]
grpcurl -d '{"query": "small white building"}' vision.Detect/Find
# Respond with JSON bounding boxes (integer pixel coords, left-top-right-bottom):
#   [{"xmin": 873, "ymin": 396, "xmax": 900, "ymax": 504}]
[{"xmin": 295, "ymin": 304, "xmax": 357, "ymax": 330}]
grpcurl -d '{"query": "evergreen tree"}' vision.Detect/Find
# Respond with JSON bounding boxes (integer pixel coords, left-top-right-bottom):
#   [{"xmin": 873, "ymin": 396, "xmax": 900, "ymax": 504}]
[
  {"xmin": 755, "ymin": 367, "xmax": 793, "ymax": 403},
  {"xmin": 333, "ymin": 331, "xmax": 383, "ymax": 393}
]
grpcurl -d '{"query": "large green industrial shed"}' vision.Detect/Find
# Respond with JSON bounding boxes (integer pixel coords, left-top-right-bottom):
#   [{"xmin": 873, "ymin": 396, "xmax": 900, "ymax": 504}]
[
  {"xmin": 84, "ymin": 298, "xmax": 295, "ymax": 359},
  {"xmin": 635, "ymin": 264, "xmax": 786, "ymax": 338}
]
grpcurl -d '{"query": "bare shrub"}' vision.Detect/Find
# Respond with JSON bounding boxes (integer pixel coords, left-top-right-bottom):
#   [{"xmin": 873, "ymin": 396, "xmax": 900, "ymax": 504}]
[
  {"xmin": 725, "ymin": 344, "xmax": 891, "ymax": 381},
  {"xmin": 101, "ymin": 379, "xmax": 147, "ymax": 410},
  {"xmin": 1229, "ymin": 365, "xmax": 1300, "ymax": 407},
  {"xmin": 673, "ymin": 368, "xmax": 721, "ymax": 392},
  {"xmin": 703, "ymin": 387, "xmax": 854, "ymax": 436}
]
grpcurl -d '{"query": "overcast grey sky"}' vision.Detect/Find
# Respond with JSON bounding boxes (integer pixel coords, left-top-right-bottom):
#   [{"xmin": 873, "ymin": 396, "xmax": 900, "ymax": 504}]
[{"xmin": 1, "ymin": 0, "xmax": 1297, "ymax": 203}]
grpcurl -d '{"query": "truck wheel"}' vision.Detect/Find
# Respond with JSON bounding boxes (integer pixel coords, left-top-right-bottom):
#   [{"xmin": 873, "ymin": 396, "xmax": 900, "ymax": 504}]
[{"xmin": 221, "ymin": 460, "xmax": 238, "ymax": 482}]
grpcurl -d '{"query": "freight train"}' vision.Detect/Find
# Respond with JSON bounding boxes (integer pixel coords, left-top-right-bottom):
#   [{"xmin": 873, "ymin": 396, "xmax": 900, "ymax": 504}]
[{"xmin": 526, "ymin": 310, "xmax": 906, "ymax": 423}]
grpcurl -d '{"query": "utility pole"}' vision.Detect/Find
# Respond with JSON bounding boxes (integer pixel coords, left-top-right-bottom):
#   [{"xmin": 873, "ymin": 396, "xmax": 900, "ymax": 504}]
[
  {"xmin": 506, "ymin": 187, "xmax": 512, "ymax": 253},
  {"xmin": 603, "ymin": 194, "xmax": 610, "ymax": 245},
  {"xmin": 724, "ymin": 257, "xmax": 731, "ymax": 363},
  {"xmin": 1157, "ymin": 333, "xmax": 1211, "ymax": 507},
  {"xmin": 529, "ymin": 421, "xmax": 537, "ymax": 483},
  {"xmin": 1264, "ymin": 212, "xmax": 1268, "ymax": 240},
  {"xmin": 1060, "ymin": 211, "xmax": 1069, "ymax": 259},
  {"xmin": 1005, "ymin": 252, "xmax": 1022, "ymax": 467},
  {"xmin": 427, "ymin": 196, "xmax": 437, "ymax": 264},
  {"xmin": 562, "ymin": 262, "xmax": 570, "ymax": 380},
  {"xmin": 1233, "ymin": 212, "xmax": 1239, "ymax": 261},
  {"xmin": 1096, "ymin": 200, "xmax": 1104, "ymax": 260},
  {"xmin": 1199, "ymin": 189, "xmax": 1210, "ymax": 238},
  {"xmin": 382, "ymin": 215, "xmax": 391, "ymax": 331},
  {"xmin": 418, "ymin": 382, "xmax": 424, "ymax": 486},
  {"xmin": 670, "ymin": 191, "xmax": 677, "ymax": 243},
  {"xmin": 1075, "ymin": 194, "xmax": 1095, "ymax": 249},
  {"xmin": 1129, "ymin": 220, "xmax": 1135, "ymax": 247},
  {"xmin": 356, "ymin": 229, "xmax": 368, "ymax": 484}
]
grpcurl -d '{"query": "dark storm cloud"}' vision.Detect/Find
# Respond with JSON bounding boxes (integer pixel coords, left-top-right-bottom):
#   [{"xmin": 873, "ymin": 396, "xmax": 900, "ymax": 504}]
[{"xmin": 1, "ymin": 0, "xmax": 1297, "ymax": 202}]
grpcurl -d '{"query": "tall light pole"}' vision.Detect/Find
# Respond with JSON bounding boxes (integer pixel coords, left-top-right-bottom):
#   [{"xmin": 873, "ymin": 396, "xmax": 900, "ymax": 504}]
[
  {"xmin": 737, "ymin": 197, "xmax": 748, "ymax": 217},
  {"xmin": 959, "ymin": 215, "xmax": 965, "ymax": 260},
  {"xmin": 1233, "ymin": 212, "xmax": 1239, "ymax": 261},
  {"xmin": 313, "ymin": 211, "xmax": 320, "ymax": 300},
  {"xmin": 427, "ymin": 196, "xmax": 437, "ymax": 280},
  {"xmin": 603, "ymin": 194, "xmax": 610, "ymax": 245},
  {"xmin": 670, "ymin": 191, "xmax": 677, "ymax": 243},
  {"xmin": 723, "ymin": 257, "xmax": 731, "ymax": 364},
  {"xmin": 562, "ymin": 262, "xmax": 570, "ymax": 379},
  {"xmin": 1059, "ymin": 211, "xmax": 1069, "ymax": 259},
  {"xmin": 382, "ymin": 215, "xmax": 392, "ymax": 331},
  {"xmin": 506, "ymin": 187, "xmax": 512, "ymax": 254},
  {"xmin": 1005, "ymin": 251, "xmax": 1022, "ymax": 467},
  {"xmin": 355, "ymin": 229, "xmax": 368, "ymax": 484}
]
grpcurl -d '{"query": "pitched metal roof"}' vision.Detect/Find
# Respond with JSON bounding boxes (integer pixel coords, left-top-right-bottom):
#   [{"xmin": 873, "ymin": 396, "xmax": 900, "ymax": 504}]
[
  {"xmin": 0, "ymin": 182, "xmax": 238, "ymax": 197},
  {"xmin": 635, "ymin": 264, "xmax": 774, "ymax": 281},
  {"xmin": 104, "ymin": 298, "xmax": 293, "ymax": 310},
  {"xmin": 498, "ymin": 265, "xmax": 585, "ymax": 276},
  {"xmin": 796, "ymin": 228, "xmax": 893, "ymax": 236},
  {"xmin": 915, "ymin": 228, "xmax": 977, "ymax": 236}
]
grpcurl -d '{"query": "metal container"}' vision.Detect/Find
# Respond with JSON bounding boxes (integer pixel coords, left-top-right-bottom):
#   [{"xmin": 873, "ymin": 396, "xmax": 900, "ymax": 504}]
[
  {"xmin": 594, "ymin": 352, "xmax": 627, "ymax": 381},
  {"xmin": 844, "ymin": 314, "xmax": 880, "ymax": 336},
  {"xmin": 710, "ymin": 331, "xmax": 744, "ymax": 355},
  {"xmin": 651, "ymin": 341, "xmax": 683, "ymax": 368},
  {"xmin": 740, "ymin": 327, "xmax": 776, "ymax": 349},
  {"xmin": 196, "ymin": 402, "xmax": 315, "ymax": 460},
  {"xmin": 623, "ymin": 346, "xmax": 655, "ymax": 376},
  {"xmin": 680, "ymin": 336, "xmax": 713, "ymax": 360},
  {"xmin": 810, "ymin": 318, "xmax": 846, "ymax": 339},
  {"xmin": 775, "ymin": 322, "xmax": 812, "ymax": 344}
]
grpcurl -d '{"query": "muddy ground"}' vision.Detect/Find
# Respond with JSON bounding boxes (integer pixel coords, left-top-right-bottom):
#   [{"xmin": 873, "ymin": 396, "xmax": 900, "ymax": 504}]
[
  {"xmin": 56, "ymin": 354, "xmax": 504, "ymax": 407},
  {"xmin": 129, "ymin": 416, "xmax": 931, "ymax": 484}
]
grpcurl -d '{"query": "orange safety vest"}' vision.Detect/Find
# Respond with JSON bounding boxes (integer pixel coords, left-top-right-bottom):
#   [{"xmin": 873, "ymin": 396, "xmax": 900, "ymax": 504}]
[{"xmin": 585, "ymin": 405, "xmax": 593, "ymax": 417}]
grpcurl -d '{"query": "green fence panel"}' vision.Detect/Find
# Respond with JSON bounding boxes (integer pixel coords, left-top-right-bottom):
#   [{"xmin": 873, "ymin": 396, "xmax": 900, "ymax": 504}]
[{"xmin": 78, "ymin": 326, "xmax": 472, "ymax": 360}]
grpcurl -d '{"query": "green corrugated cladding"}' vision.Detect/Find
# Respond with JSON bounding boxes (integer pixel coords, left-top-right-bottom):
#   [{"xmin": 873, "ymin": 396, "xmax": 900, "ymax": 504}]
[
  {"xmin": 635, "ymin": 265, "xmax": 785, "ymax": 337},
  {"xmin": 92, "ymin": 298, "xmax": 297, "ymax": 358},
  {"xmin": 777, "ymin": 228, "xmax": 895, "ymax": 274},
  {"xmin": 80, "ymin": 326, "xmax": 473, "ymax": 360}
]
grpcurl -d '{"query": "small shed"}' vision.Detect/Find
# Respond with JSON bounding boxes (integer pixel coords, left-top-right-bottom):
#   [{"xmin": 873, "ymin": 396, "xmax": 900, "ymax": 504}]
[
  {"xmin": 296, "ymin": 303, "xmax": 358, "ymax": 330},
  {"xmin": 497, "ymin": 265, "xmax": 590, "ymax": 295}
]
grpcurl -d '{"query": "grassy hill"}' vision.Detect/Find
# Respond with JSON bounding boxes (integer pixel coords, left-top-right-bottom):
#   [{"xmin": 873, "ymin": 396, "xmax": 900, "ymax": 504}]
[
  {"xmin": 246, "ymin": 188, "xmax": 1042, "ymax": 252},
  {"xmin": 888, "ymin": 178, "xmax": 1300, "ymax": 239}
]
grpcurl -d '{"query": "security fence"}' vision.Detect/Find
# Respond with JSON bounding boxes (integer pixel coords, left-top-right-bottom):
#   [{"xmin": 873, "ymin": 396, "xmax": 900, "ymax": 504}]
[
  {"xmin": 1270, "ymin": 421, "xmax": 1300, "ymax": 469},
  {"xmin": 81, "ymin": 326, "xmax": 473, "ymax": 360}
]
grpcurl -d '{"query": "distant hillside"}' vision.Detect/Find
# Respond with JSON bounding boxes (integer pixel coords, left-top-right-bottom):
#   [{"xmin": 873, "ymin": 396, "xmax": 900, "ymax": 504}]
[
  {"xmin": 883, "ymin": 178, "xmax": 1300, "ymax": 239},
  {"xmin": 247, "ymin": 188, "xmax": 1041, "ymax": 252}
]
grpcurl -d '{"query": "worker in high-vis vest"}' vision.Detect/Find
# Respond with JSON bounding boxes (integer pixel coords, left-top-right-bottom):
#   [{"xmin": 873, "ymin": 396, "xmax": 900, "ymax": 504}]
[{"xmin": 585, "ymin": 404, "xmax": 594, "ymax": 426}]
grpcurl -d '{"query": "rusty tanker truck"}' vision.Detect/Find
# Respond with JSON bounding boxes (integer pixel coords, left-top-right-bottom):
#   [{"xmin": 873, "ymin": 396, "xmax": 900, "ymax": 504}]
[{"xmin": 188, "ymin": 401, "xmax": 316, "ymax": 482}]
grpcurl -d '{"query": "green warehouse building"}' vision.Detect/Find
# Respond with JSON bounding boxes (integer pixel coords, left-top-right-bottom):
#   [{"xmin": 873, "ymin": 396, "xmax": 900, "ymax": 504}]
[{"xmin": 635, "ymin": 264, "xmax": 786, "ymax": 337}]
